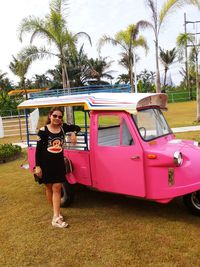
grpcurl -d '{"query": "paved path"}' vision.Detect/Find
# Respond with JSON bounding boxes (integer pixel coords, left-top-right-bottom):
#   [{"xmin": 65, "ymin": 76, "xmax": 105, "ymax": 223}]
[{"xmin": 172, "ymin": 125, "xmax": 200, "ymax": 133}]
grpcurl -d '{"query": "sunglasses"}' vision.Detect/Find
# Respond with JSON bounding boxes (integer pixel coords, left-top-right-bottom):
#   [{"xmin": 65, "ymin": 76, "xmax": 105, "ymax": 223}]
[{"xmin": 52, "ymin": 114, "xmax": 63, "ymax": 119}]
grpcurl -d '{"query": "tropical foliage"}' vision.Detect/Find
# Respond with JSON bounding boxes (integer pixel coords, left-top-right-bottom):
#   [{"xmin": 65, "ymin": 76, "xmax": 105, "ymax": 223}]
[
  {"xmin": 144, "ymin": 0, "xmax": 200, "ymax": 93},
  {"xmin": 0, "ymin": 71, "xmax": 12, "ymax": 92},
  {"xmin": 98, "ymin": 23, "xmax": 149, "ymax": 92},
  {"xmin": 177, "ymin": 32, "xmax": 200, "ymax": 121},
  {"xmin": 137, "ymin": 69, "xmax": 156, "ymax": 92},
  {"xmin": 9, "ymin": 55, "xmax": 32, "ymax": 99},
  {"xmin": 159, "ymin": 47, "xmax": 177, "ymax": 87},
  {"xmin": 18, "ymin": 0, "xmax": 91, "ymax": 122}
]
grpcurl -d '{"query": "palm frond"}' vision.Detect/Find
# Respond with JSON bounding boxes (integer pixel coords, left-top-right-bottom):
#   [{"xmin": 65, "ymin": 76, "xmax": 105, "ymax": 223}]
[
  {"xmin": 18, "ymin": 45, "xmax": 56, "ymax": 62},
  {"xmin": 145, "ymin": 0, "xmax": 158, "ymax": 27},
  {"xmin": 133, "ymin": 36, "xmax": 149, "ymax": 54},
  {"xmin": 133, "ymin": 20, "xmax": 152, "ymax": 40},
  {"xmin": 74, "ymin": 32, "xmax": 92, "ymax": 46},
  {"xmin": 159, "ymin": 0, "xmax": 200, "ymax": 31},
  {"xmin": 176, "ymin": 33, "xmax": 195, "ymax": 48},
  {"xmin": 98, "ymin": 35, "xmax": 126, "ymax": 52},
  {"xmin": 159, "ymin": 0, "xmax": 182, "ymax": 31},
  {"xmin": 183, "ymin": 0, "xmax": 200, "ymax": 9},
  {"xmin": 50, "ymin": 0, "xmax": 69, "ymax": 17},
  {"xmin": 18, "ymin": 16, "xmax": 55, "ymax": 44}
]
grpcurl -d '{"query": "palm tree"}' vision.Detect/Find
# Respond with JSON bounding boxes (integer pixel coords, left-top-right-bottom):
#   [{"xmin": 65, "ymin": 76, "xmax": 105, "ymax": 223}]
[
  {"xmin": 98, "ymin": 22, "xmax": 149, "ymax": 92},
  {"xmin": 138, "ymin": 69, "xmax": 156, "ymax": 92},
  {"xmin": 9, "ymin": 55, "xmax": 31, "ymax": 99},
  {"xmin": 144, "ymin": 0, "xmax": 200, "ymax": 93},
  {"xmin": 66, "ymin": 45, "xmax": 90, "ymax": 86},
  {"xmin": 0, "ymin": 71, "xmax": 12, "ymax": 92},
  {"xmin": 177, "ymin": 32, "xmax": 200, "ymax": 121},
  {"xmin": 18, "ymin": 0, "xmax": 91, "ymax": 122},
  {"xmin": 47, "ymin": 45, "xmax": 90, "ymax": 87},
  {"xmin": 33, "ymin": 74, "xmax": 50, "ymax": 88},
  {"xmin": 84, "ymin": 57, "xmax": 114, "ymax": 85},
  {"xmin": 159, "ymin": 47, "xmax": 177, "ymax": 87},
  {"xmin": 116, "ymin": 74, "xmax": 130, "ymax": 84}
]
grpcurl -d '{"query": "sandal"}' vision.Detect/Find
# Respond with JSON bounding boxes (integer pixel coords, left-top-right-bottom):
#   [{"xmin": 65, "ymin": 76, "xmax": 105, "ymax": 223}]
[
  {"xmin": 52, "ymin": 216, "xmax": 68, "ymax": 228},
  {"xmin": 59, "ymin": 214, "xmax": 64, "ymax": 221}
]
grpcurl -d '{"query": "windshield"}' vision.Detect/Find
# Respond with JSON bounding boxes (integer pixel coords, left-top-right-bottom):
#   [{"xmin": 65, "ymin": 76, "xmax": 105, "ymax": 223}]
[{"xmin": 132, "ymin": 108, "xmax": 172, "ymax": 141}]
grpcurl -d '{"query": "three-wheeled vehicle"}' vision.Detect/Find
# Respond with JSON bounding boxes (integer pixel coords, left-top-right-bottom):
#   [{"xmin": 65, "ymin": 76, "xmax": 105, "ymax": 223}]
[{"xmin": 18, "ymin": 86, "xmax": 200, "ymax": 215}]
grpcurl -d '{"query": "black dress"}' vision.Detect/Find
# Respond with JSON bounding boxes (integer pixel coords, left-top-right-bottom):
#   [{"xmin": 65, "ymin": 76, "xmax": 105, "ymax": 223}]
[{"xmin": 35, "ymin": 123, "xmax": 80, "ymax": 184}]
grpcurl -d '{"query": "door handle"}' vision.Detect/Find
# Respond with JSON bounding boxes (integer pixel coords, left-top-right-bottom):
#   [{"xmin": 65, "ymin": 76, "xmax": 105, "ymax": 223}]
[{"xmin": 131, "ymin": 155, "xmax": 140, "ymax": 160}]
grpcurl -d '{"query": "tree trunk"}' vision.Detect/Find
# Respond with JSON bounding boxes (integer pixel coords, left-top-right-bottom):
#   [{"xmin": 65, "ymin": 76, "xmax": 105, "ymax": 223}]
[
  {"xmin": 62, "ymin": 62, "xmax": 74, "ymax": 124},
  {"xmin": 196, "ymin": 55, "xmax": 200, "ymax": 122},
  {"xmin": 155, "ymin": 39, "xmax": 161, "ymax": 93},
  {"xmin": 21, "ymin": 77, "xmax": 28, "ymax": 100},
  {"xmin": 129, "ymin": 55, "xmax": 134, "ymax": 93},
  {"xmin": 164, "ymin": 68, "xmax": 167, "ymax": 87}
]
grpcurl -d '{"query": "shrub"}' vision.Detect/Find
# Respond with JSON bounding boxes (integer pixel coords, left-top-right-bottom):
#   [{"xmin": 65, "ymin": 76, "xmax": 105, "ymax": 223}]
[{"xmin": 0, "ymin": 143, "xmax": 22, "ymax": 162}]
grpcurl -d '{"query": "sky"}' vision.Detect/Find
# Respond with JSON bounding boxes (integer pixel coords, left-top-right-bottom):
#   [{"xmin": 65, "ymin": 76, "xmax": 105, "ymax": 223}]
[{"xmin": 0, "ymin": 0, "xmax": 200, "ymax": 86}]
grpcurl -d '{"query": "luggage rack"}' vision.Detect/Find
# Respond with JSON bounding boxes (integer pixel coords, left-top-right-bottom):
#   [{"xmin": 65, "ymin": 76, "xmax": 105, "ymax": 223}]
[{"xmin": 29, "ymin": 84, "xmax": 131, "ymax": 99}]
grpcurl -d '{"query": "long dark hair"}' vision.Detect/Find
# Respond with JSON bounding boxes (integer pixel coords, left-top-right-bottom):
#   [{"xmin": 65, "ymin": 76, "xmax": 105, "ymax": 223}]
[{"xmin": 45, "ymin": 107, "xmax": 64, "ymax": 125}]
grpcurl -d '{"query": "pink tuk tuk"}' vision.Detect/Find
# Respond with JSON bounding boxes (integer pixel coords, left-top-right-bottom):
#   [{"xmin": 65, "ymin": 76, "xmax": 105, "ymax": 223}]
[{"xmin": 18, "ymin": 86, "xmax": 200, "ymax": 215}]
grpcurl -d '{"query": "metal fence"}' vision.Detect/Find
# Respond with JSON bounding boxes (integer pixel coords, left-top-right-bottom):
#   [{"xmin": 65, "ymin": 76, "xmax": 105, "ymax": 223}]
[
  {"xmin": 0, "ymin": 109, "xmax": 25, "ymax": 117},
  {"xmin": 167, "ymin": 91, "xmax": 196, "ymax": 103}
]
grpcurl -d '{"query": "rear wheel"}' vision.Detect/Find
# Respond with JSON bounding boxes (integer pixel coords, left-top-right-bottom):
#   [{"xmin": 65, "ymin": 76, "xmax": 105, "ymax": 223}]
[
  {"xmin": 61, "ymin": 181, "xmax": 75, "ymax": 207},
  {"xmin": 183, "ymin": 191, "xmax": 200, "ymax": 215}
]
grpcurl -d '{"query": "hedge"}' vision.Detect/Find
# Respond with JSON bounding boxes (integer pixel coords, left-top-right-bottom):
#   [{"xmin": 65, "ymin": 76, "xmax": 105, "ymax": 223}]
[{"xmin": 0, "ymin": 143, "xmax": 22, "ymax": 162}]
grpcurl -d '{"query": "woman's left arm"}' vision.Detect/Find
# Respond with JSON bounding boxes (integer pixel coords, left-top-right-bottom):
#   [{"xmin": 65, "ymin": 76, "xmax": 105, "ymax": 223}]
[{"xmin": 62, "ymin": 123, "xmax": 81, "ymax": 133}]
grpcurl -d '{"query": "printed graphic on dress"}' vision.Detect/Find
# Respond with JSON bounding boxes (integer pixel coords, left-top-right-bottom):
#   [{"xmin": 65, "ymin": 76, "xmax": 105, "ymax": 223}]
[{"xmin": 47, "ymin": 138, "xmax": 63, "ymax": 153}]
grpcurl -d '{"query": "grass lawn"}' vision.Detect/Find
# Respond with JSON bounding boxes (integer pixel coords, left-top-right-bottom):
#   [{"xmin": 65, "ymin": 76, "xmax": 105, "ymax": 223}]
[
  {"xmin": 164, "ymin": 101, "xmax": 198, "ymax": 128},
  {"xmin": 1, "ymin": 101, "xmax": 200, "ymax": 266},
  {"xmin": 1, "ymin": 153, "xmax": 200, "ymax": 267}
]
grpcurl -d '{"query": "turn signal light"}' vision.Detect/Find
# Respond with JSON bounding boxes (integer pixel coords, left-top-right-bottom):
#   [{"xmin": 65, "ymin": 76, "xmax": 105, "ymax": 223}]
[{"xmin": 147, "ymin": 154, "xmax": 157, "ymax": 159}]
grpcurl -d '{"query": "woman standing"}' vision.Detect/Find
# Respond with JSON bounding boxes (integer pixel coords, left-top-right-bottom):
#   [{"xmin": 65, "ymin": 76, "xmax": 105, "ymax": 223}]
[{"xmin": 34, "ymin": 107, "xmax": 80, "ymax": 228}]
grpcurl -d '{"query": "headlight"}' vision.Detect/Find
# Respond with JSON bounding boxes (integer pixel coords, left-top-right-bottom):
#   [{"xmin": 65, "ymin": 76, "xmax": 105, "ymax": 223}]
[{"xmin": 173, "ymin": 151, "xmax": 183, "ymax": 166}]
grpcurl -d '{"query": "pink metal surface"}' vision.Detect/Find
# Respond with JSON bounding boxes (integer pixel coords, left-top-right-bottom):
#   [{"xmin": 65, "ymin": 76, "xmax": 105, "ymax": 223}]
[
  {"xmin": 143, "ymin": 138, "xmax": 200, "ymax": 202},
  {"xmin": 27, "ymin": 109, "xmax": 200, "ymax": 204},
  {"xmin": 28, "ymin": 147, "xmax": 92, "ymax": 186},
  {"xmin": 89, "ymin": 111, "xmax": 146, "ymax": 197}
]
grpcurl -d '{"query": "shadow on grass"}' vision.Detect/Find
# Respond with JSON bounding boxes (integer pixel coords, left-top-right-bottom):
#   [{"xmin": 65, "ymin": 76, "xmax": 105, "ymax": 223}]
[{"xmin": 71, "ymin": 185, "xmax": 198, "ymax": 224}]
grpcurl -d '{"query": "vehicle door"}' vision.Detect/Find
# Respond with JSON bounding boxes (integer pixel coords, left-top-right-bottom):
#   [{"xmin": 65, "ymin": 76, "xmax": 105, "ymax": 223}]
[{"xmin": 90, "ymin": 111, "xmax": 145, "ymax": 197}]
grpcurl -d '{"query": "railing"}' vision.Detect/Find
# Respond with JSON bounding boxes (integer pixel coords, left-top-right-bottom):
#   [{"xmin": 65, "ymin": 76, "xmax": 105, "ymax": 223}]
[
  {"xmin": 0, "ymin": 110, "xmax": 25, "ymax": 117},
  {"xmin": 28, "ymin": 132, "xmax": 89, "ymax": 150},
  {"xmin": 29, "ymin": 84, "xmax": 131, "ymax": 99},
  {"xmin": 168, "ymin": 91, "xmax": 196, "ymax": 103}
]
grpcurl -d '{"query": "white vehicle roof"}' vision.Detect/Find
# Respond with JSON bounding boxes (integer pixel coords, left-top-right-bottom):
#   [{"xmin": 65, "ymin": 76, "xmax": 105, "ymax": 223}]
[{"xmin": 17, "ymin": 92, "xmax": 168, "ymax": 113}]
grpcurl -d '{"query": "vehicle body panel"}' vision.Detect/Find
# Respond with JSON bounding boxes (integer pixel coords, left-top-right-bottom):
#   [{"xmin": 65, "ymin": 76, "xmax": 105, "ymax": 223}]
[{"xmin": 89, "ymin": 111, "xmax": 145, "ymax": 197}]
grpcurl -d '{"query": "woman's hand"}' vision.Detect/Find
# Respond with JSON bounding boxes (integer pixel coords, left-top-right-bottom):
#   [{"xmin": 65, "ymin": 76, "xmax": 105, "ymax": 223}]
[
  {"xmin": 34, "ymin": 166, "xmax": 42, "ymax": 178},
  {"xmin": 70, "ymin": 132, "xmax": 77, "ymax": 145}
]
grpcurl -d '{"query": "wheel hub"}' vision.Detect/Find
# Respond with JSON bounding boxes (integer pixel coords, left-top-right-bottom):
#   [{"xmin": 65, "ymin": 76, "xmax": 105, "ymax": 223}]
[{"xmin": 191, "ymin": 191, "xmax": 200, "ymax": 210}]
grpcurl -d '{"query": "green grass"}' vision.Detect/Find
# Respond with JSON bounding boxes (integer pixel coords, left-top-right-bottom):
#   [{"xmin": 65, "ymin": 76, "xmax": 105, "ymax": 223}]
[
  {"xmin": 164, "ymin": 101, "xmax": 198, "ymax": 128},
  {"xmin": 1, "ymin": 153, "xmax": 200, "ymax": 266}
]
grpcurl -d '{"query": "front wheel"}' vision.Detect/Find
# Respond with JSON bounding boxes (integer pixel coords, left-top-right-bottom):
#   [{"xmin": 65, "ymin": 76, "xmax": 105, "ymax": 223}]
[
  {"xmin": 183, "ymin": 191, "xmax": 200, "ymax": 215},
  {"xmin": 61, "ymin": 181, "xmax": 75, "ymax": 207}
]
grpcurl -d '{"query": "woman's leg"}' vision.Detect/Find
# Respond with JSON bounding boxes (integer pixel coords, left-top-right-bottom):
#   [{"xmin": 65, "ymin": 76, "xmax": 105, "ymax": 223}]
[
  {"xmin": 52, "ymin": 183, "xmax": 62, "ymax": 218},
  {"xmin": 50, "ymin": 183, "xmax": 68, "ymax": 228},
  {"xmin": 45, "ymin": 184, "xmax": 53, "ymax": 206}
]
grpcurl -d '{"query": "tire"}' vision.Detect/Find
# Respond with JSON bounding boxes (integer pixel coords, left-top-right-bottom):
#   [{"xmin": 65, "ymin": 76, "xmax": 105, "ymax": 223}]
[
  {"xmin": 183, "ymin": 191, "xmax": 200, "ymax": 215},
  {"xmin": 60, "ymin": 180, "xmax": 75, "ymax": 207}
]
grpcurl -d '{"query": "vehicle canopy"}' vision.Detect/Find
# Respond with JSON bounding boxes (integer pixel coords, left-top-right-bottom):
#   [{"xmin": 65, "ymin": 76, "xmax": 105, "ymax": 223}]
[{"xmin": 17, "ymin": 92, "xmax": 168, "ymax": 112}]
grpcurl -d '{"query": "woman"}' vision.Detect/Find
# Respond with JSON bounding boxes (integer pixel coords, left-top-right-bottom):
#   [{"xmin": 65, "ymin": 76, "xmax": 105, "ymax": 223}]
[{"xmin": 34, "ymin": 107, "xmax": 80, "ymax": 228}]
